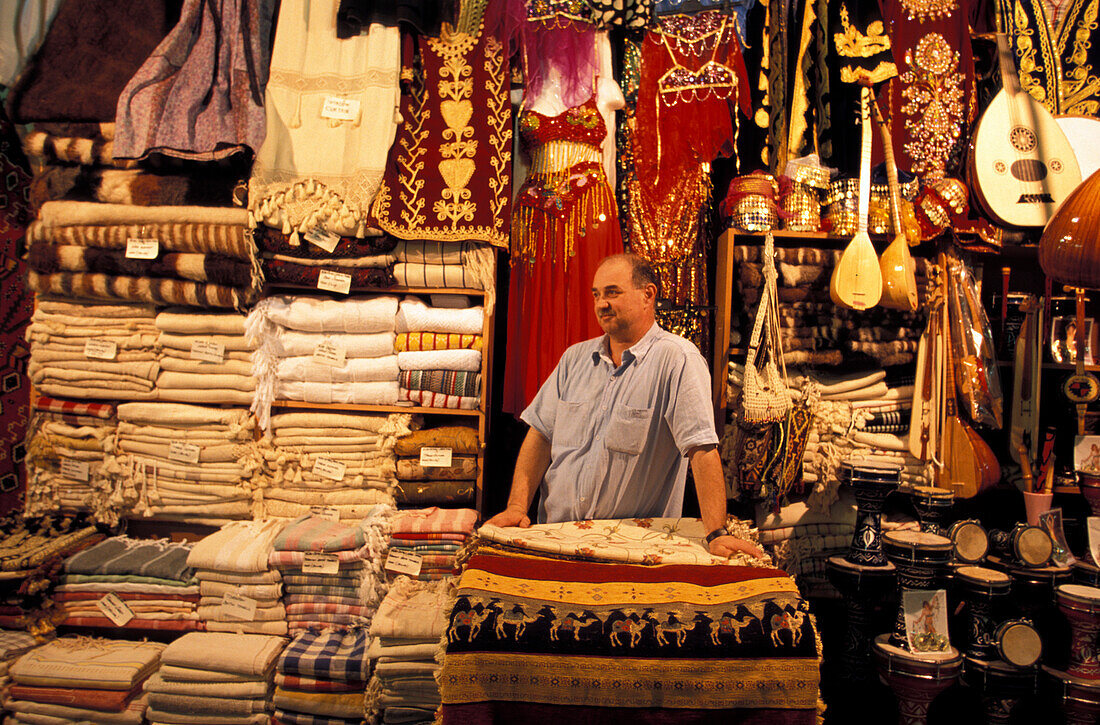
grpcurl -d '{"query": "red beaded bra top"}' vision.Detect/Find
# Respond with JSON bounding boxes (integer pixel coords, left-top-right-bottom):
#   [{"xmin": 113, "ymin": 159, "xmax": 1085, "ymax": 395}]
[{"xmin": 518, "ymin": 94, "xmax": 606, "ymax": 151}]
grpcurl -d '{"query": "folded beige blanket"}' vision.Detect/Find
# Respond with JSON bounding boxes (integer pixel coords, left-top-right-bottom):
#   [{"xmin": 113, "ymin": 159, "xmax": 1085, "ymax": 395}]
[
  {"xmin": 269, "ymin": 411, "xmax": 411, "ymax": 435},
  {"xmin": 158, "ymin": 333, "xmax": 254, "ymax": 352},
  {"xmin": 156, "ymin": 371, "xmax": 256, "ymax": 392},
  {"xmin": 263, "ymin": 499, "xmax": 394, "ymax": 519},
  {"xmin": 118, "ymin": 402, "xmax": 252, "ymax": 427},
  {"xmin": 156, "ymin": 309, "xmax": 247, "ymax": 335},
  {"xmin": 35, "ymin": 297, "xmax": 157, "ymax": 318},
  {"xmin": 204, "ymin": 620, "xmax": 289, "ymax": 636},
  {"xmin": 34, "ymin": 383, "xmax": 156, "ymax": 400},
  {"xmin": 39, "ymin": 201, "xmax": 249, "ymax": 227},
  {"xmin": 155, "ymin": 388, "xmax": 255, "ymax": 405},
  {"xmin": 158, "ymin": 357, "xmax": 255, "ymax": 376}
]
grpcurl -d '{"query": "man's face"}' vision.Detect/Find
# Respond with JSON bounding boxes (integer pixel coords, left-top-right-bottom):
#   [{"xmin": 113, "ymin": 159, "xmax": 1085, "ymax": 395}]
[{"xmin": 591, "ymin": 259, "xmax": 653, "ymax": 336}]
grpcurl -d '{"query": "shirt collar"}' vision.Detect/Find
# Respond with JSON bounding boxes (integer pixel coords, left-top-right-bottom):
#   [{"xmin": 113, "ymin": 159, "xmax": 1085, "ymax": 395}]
[{"xmin": 592, "ymin": 322, "xmax": 663, "ymax": 368}]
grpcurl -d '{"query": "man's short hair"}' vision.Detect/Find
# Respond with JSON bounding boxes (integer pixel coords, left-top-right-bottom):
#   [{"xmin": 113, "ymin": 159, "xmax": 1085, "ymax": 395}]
[{"xmin": 601, "ymin": 253, "xmax": 659, "ymax": 290}]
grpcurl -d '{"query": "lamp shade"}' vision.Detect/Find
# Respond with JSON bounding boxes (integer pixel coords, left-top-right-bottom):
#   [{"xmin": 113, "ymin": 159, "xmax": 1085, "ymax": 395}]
[{"xmin": 1039, "ymin": 167, "xmax": 1100, "ymax": 289}]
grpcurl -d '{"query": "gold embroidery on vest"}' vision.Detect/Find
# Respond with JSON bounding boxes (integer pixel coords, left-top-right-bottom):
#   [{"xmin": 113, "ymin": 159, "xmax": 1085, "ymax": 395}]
[
  {"xmin": 432, "ymin": 39, "xmax": 478, "ymax": 229},
  {"xmin": 483, "ymin": 36, "xmax": 511, "ymax": 229},
  {"xmin": 1012, "ymin": 0, "xmax": 1052, "ymax": 106},
  {"xmin": 1064, "ymin": 1, "xmax": 1100, "ymax": 114},
  {"xmin": 901, "ymin": 33, "xmax": 965, "ymax": 180},
  {"xmin": 835, "ymin": 5, "xmax": 895, "ymax": 85}
]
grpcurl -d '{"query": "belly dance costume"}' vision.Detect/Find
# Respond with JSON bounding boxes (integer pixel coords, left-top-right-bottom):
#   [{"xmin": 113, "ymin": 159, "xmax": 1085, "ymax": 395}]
[{"xmin": 503, "ymin": 92, "xmax": 623, "ymax": 415}]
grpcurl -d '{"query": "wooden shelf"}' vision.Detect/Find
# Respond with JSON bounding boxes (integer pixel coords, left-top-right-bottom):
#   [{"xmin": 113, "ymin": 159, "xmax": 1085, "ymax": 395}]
[{"xmin": 272, "ymin": 400, "xmax": 482, "ymax": 416}]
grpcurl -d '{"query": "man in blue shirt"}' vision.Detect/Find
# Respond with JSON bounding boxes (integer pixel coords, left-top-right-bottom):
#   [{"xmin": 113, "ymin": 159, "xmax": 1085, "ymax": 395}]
[{"xmin": 487, "ymin": 253, "xmax": 762, "ymax": 558}]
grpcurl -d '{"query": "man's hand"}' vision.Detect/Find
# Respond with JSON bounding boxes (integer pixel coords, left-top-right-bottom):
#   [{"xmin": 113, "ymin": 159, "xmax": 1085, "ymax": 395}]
[
  {"xmin": 485, "ymin": 506, "xmax": 531, "ymax": 529},
  {"xmin": 708, "ymin": 535, "xmax": 765, "ymax": 559}
]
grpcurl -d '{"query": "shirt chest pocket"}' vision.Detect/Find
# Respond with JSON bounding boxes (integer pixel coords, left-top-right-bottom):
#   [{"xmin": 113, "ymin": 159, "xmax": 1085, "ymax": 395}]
[
  {"xmin": 606, "ymin": 405, "xmax": 652, "ymax": 455},
  {"xmin": 553, "ymin": 399, "xmax": 591, "ymax": 449}
]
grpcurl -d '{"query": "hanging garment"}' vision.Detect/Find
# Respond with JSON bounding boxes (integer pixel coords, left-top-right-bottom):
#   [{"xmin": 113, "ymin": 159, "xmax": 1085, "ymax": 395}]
[
  {"xmin": 249, "ymin": 0, "xmax": 401, "ymax": 240},
  {"xmin": 502, "ymin": 92, "xmax": 622, "ymax": 415},
  {"xmin": 369, "ymin": 0, "xmax": 514, "ymax": 248},
  {"xmin": 114, "ymin": 0, "xmax": 277, "ymax": 162}
]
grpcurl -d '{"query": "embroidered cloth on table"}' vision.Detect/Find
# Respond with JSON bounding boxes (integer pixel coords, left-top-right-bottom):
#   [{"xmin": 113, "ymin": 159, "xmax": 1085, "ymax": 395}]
[
  {"xmin": 394, "ymin": 332, "xmax": 481, "ymax": 352},
  {"xmin": 249, "ymin": 3, "xmax": 399, "ymax": 239},
  {"xmin": 438, "ymin": 552, "xmax": 819, "ymax": 721},
  {"xmin": 395, "ymin": 297, "xmax": 483, "ymax": 335},
  {"xmin": 257, "ymin": 226, "xmax": 394, "ymax": 258},
  {"xmin": 10, "ymin": 638, "xmax": 165, "ymax": 690},
  {"xmin": 278, "ymin": 628, "xmax": 371, "ymax": 682},
  {"xmin": 477, "ymin": 518, "xmax": 768, "ymax": 567}
]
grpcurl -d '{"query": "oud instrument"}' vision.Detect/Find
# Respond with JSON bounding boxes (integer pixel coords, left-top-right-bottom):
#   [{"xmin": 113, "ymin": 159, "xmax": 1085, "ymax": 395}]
[
  {"xmin": 870, "ymin": 97, "xmax": 919, "ymax": 312},
  {"xmin": 969, "ymin": 33, "xmax": 1081, "ymax": 227}
]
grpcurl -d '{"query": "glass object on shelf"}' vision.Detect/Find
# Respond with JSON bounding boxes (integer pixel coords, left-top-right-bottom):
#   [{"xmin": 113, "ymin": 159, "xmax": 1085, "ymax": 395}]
[{"xmin": 1050, "ymin": 315, "xmax": 1096, "ymax": 364}]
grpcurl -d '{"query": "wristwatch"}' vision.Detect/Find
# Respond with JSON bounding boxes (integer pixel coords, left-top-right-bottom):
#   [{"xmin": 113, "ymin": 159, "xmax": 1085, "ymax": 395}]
[{"xmin": 704, "ymin": 527, "xmax": 731, "ymax": 544}]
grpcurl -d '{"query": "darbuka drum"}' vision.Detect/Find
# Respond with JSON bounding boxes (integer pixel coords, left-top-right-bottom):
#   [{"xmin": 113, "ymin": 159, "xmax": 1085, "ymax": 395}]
[
  {"xmin": 1074, "ymin": 560, "xmax": 1100, "ymax": 588},
  {"xmin": 844, "ymin": 460, "xmax": 902, "ymax": 567},
  {"xmin": 1056, "ymin": 584, "xmax": 1100, "ymax": 679},
  {"xmin": 963, "ymin": 655, "xmax": 1040, "ymax": 725},
  {"xmin": 994, "ymin": 618, "xmax": 1042, "ymax": 668},
  {"xmin": 826, "ymin": 555, "xmax": 897, "ymax": 682},
  {"xmin": 883, "ymin": 530, "xmax": 954, "ymax": 648},
  {"xmin": 956, "ymin": 566, "xmax": 1011, "ymax": 660},
  {"xmin": 909, "ymin": 486, "xmax": 954, "ymax": 536},
  {"xmin": 1044, "ymin": 664, "xmax": 1100, "ymax": 725},
  {"xmin": 873, "ymin": 634, "xmax": 961, "ymax": 725},
  {"xmin": 990, "ymin": 524, "xmax": 1053, "ymax": 568},
  {"xmin": 949, "ymin": 519, "xmax": 989, "ymax": 565}
]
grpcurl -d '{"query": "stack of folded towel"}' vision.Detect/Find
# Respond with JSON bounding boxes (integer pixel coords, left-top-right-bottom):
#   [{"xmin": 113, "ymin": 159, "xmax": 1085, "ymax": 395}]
[
  {"xmin": 257, "ymin": 226, "xmax": 397, "ymax": 291},
  {"xmin": 25, "ymin": 201, "xmax": 258, "ymax": 308},
  {"xmin": 395, "ymin": 297, "xmax": 483, "ymax": 409},
  {"xmin": 187, "ymin": 520, "xmax": 289, "ymax": 636},
  {"xmin": 7, "ymin": 637, "xmax": 163, "ymax": 725},
  {"xmin": 26, "ymin": 297, "xmax": 159, "ymax": 401},
  {"xmin": 153, "ymin": 308, "xmax": 257, "ymax": 405},
  {"xmin": 755, "ymin": 492, "xmax": 859, "ymax": 599},
  {"xmin": 247, "ymin": 295, "xmax": 402, "ymax": 428},
  {"xmin": 259, "ymin": 411, "xmax": 412, "ymax": 520},
  {"xmin": 274, "ymin": 628, "xmax": 371, "ymax": 725},
  {"xmin": 391, "ymin": 240, "xmax": 494, "ymax": 293},
  {"xmin": 393, "ymin": 426, "xmax": 479, "ymax": 507},
  {"xmin": 24, "ymin": 396, "xmax": 118, "ymax": 522},
  {"xmin": 0, "ymin": 631, "xmax": 40, "ymax": 699},
  {"xmin": 110, "ymin": 402, "xmax": 261, "ymax": 522},
  {"xmin": 270, "ymin": 514, "xmax": 375, "ymax": 634},
  {"xmin": 145, "ymin": 632, "xmax": 286, "ymax": 725},
  {"xmin": 57, "ymin": 536, "xmax": 200, "ymax": 632},
  {"xmin": 366, "ymin": 575, "xmax": 452, "ymax": 723},
  {"xmin": 388, "ymin": 508, "xmax": 478, "ymax": 581}
]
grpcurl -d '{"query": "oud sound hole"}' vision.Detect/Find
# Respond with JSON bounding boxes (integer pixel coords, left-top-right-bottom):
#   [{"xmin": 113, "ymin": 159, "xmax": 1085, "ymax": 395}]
[
  {"xmin": 1010, "ymin": 126, "xmax": 1037, "ymax": 151},
  {"xmin": 1010, "ymin": 159, "xmax": 1048, "ymax": 181}
]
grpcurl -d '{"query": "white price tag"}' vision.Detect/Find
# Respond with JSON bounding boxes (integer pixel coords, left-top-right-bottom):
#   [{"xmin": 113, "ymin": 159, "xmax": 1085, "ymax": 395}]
[
  {"xmin": 189, "ymin": 339, "xmax": 225, "ymax": 363},
  {"xmin": 312, "ymin": 457, "xmax": 346, "ymax": 481},
  {"xmin": 96, "ymin": 593, "xmax": 134, "ymax": 627},
  {"xmin": 317, "ymin": 270, "xmax": 352, "ymax": 295},
  {"xmin": 60, "ymin": 458, "xmax": 90, "ymax": 482},
  {"xmin": 320, "ymin": 96, "xmax": 361, "ymax": 121},
  {"xmin": 312, "ymin": 341, "xmax": 347, "ymax": 368},
  {"xmin": 125, "ymin": 238, "xmax": 159, "ymax": 259},
  {"xmin": 301, "ymin": 552, "xmax": 340, "ymax": 575},
  {"xmin": 385, "ymin": 549, "xmax": 423, "ymax": 577},
  {"xmin": 310, "ymin": 505, "xmax": 340, "ymax": 522},
  {"xmin": 221, "ymin": 592, "xmax": 258, "ymax": 621},
  {"xmin": 420, "ymin": 447, "xmax": 453, "ymax": 468},
  {"xmin": 168, "ymin": 441, "xmax": 201, "ymax": 464},
  {"xmin": 305, "ymin": 227, "xmax": 341, "ymax": 254},
  {"xmin": 84, "ymin": 339, "xmax": 117, "ymax": 360}
]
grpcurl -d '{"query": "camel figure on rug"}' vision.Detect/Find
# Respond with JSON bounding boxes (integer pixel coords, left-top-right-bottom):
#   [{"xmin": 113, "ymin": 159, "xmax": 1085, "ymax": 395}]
[
  {"xmin": 769, "ymin": 606, "xmax": 806, "ymax": 647},
  {"xmin": 493, "ymin": 603, "xmax": 541, "ymax": 640},
  {"xmin": 545, "ymin": 607, "xmax": 601, "ymax": 641},
  {"xmin": 608, "ymin": 616, "xmax": 648, "ymax": 647},
  {"xmin": 448, "ymin": 606, "xmax": 492, "ymax": 643},
  {"xmin": 702, "ymin": 611, "xmax": 757, "ymax": 645},
  {"xmin": 644, "ymin": 612, "xmax": 692, "ymax": 647}
]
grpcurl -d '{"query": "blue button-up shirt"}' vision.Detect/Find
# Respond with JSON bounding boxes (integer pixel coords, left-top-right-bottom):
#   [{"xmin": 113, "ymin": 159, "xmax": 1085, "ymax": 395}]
[{"xmin": 521, "ymin": 323, "xmax": 719, "ymax": 523}]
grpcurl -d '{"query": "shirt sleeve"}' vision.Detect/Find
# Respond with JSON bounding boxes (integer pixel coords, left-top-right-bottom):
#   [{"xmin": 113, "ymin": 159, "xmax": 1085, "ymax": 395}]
[
  {"xmin": 520, "ymin": 356, "xmax": 565, "ymax": 442},
  {"xmin": 663, "ymin": 347, "xmax": 720, "ymax": 456}
]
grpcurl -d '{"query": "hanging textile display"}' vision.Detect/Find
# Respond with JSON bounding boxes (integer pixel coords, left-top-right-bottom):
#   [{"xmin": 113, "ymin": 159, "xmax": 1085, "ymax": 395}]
[
  {"xmin": 113, "ymin": 0, "xmax": 278, "ymax": 163},
  {"xmin": 996, "ymin": 0, "xmax": 1100, "ymax": 117},
  {"xmin": 248, "ymin": 0, "xmax": 401, "ymax": 240},
  {"xmin": 369, "ymin": 0, "xmax": 515, "ymax": 248}
]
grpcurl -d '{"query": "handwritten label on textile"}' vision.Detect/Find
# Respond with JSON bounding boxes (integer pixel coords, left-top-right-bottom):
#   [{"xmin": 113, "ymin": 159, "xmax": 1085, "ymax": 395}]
[
  {"xmin": 60, "ymin": 458, "xmax": 90, "ymax": 482},
  {"xmin": 310, "ymin": 506, "xmax": 341, "ymax": 522},
  {"xmin": 419, "ymin": 447, "xmax": 453, "ymax": 467},
  {"xmin": 168, "ymin": 442, "xmax": 201, "ymax": 464},
  {"xmin": 189, "ymin": 339, "xmax": 226, "ymax": 363},
  {"xmin": 84, "ymin": 339, "xmax": 117, "ymax": 360},
  {"xmin": 305, "ymin": 227, "xmax": 341, "ymax": 254},
  {"xmin": 221, "ymin": 592, "xmax": 259, "ymax": 620},
  {"xmin": 320, "ymin": 97, "xmax": 361, "ymax": 122},
  {"xmin": 385, "ymin": 549, "xmax": 423, "ymax": 577},
  {"xmin": 312, "ymin": 342, "xmax": 347, "ymax": 368},
  {"xmin": 302, "ymin": 553, "xmax": 340, "ymax": 575},
  {"xmin": 97, "ymin": 593, "xmax": 134, "ymax": 627},
  {"xmin": 312, "ymin": 457, "xmax": 346, "ymax": 481},
  {"xmin": 317, "ymin": 270, "xmax": 352, "ymax": 295},
  {"xmin": 125, "ymin": 238, "xmax": 159, "ymax": 259}
]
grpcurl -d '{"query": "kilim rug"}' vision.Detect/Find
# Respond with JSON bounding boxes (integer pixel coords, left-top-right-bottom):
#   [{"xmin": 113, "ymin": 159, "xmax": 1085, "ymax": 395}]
[
  {"xmin": 440, "ymin": 550, "xmax": 821, "ymax": 724},
  {"xmin": 0, "ymin": 96, "xmax": 32, "ymax": 513}
]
